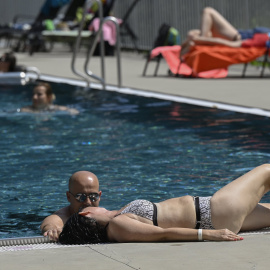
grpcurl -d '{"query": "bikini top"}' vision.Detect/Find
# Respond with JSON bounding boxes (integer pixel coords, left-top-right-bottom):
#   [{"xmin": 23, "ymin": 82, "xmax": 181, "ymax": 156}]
[{"xmin": 119, "ymin": 199, "xmax": 158, "ymax": 226}]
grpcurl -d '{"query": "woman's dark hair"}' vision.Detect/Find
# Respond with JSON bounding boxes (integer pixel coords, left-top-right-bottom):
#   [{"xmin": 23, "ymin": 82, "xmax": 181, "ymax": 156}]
[
  {"xmin": 4, "ymin": 52, "xmax": 16, "ymax": 72},
  {"xmin": 59, "ymin": 213, "xmax": 108, "ymax": 245}
]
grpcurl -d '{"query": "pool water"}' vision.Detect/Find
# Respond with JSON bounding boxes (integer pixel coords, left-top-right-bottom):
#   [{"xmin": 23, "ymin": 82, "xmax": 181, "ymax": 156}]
[{"xmin": 1, "ymin": 82, "xmax": 270, "ymax": 239}]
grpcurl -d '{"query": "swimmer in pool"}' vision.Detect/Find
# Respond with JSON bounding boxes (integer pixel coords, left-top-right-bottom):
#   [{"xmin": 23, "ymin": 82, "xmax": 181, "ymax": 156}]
[
  {"xmin": 20, "ymin": 82, "xmax": 79, "ymax": 114},
  {"xmin": 41, "ymin": 171, "xmax": 102, "ymax": 241},
  {"xmin": 59, "ymin": 164, "xmax": 270, "ymax": 244}
]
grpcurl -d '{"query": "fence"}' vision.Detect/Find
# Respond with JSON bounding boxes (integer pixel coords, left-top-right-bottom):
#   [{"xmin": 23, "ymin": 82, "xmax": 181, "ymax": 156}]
[
  {"xmin": 113, "ymin": 0, "xmax": 270, "ymax": 50},
  {"xmin": 1, "ymin": 0, "xmax": 270, "ymax": 51}
]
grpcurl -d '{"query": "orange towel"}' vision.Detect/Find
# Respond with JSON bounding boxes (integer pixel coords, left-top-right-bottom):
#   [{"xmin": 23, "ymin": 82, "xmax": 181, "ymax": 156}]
[
  {"xmin": 150, "ymin": 45, "xmax": 228, "ymax": 78},
  {"xmin": 184, "ymin": 46, "xmax": 267, "ymax": 74}
]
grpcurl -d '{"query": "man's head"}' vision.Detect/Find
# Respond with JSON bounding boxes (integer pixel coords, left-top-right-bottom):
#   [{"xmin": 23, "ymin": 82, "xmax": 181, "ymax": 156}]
[{"xmin": 66, "ymin": 171, "xmax": 102, "ymax": 214}]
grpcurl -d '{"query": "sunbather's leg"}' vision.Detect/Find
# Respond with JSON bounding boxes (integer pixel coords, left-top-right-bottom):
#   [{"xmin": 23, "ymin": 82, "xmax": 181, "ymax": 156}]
[
  {"xmin": 211, "ymin": 164, "xmax": 270, "ymax": 233},
  {"xmin": 180, "ymin": 7, "xmax": 242, "ymax": 57},
  {"xmin": 200, "ymin": 7, "xmax": 241, "ymax": 41},
  {"xmin": 180, "ymin": 36, "xmax": 242, "ymax": 58}
]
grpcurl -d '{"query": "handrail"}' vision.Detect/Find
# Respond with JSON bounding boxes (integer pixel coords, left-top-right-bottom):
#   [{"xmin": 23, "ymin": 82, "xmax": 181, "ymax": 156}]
[
  {"xmin": 84, "ymin": 16, "xmax": 122, "ymax": 88},
  {"xmin": 71, "ymin": 0, "xmax": 104, "ymax": 88},
  {"xmin": 71, "ymin": 0, "xmax": 122, "ymax": 89}
]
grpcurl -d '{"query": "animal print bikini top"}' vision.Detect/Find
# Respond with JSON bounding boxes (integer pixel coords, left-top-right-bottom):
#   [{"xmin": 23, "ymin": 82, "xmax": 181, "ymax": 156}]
[{"xmin": 119, "ymin": 199, "xmax": 158, "ymax": 226}]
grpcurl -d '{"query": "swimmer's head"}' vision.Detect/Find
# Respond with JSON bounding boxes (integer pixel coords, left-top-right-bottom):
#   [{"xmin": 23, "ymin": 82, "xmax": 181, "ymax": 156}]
[{"xmin": 32, "ymin": 82, "xmax": 56, "ymax": 109}]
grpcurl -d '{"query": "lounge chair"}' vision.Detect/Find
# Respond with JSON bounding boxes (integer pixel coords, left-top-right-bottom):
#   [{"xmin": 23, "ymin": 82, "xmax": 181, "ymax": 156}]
[
  {"xmin": 118, "ymin": 0, "xmax": 141, "ymax": 52},
  {"xmin": 43, "ymin": 0, "xmax": 117, "ymax": 55},
  {"xmin": 143, "ymin": 33, "xmax": 270, "ymax": 78},
  {"xmin": 1, "ymin": 0, "xmax": 71, "ymax": 55}
]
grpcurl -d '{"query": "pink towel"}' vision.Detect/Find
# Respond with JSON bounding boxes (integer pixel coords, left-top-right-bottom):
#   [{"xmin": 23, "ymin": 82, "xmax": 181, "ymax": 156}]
[{"xmin": 90, "ymin": 18, "xmax": 122, "ymax": 46}]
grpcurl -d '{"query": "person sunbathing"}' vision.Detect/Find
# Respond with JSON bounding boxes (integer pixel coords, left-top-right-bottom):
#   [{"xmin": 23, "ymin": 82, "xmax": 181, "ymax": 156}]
[
  {"xmin": 181, "ymin": 7, "xmax": 269, "ymax": 56},
  {"xmin": 20, "ymin": 82, "xmax": 79, "ymax": 114},
  {"xmin": 59, "ymin": 164, "xmax": 270, "ymax": 244}
]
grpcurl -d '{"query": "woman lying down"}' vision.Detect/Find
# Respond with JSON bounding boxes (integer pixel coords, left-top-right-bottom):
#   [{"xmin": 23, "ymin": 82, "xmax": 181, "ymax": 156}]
[{"xmin": 59, "ymin": 164, "xmax": 270, "ymax": 243}]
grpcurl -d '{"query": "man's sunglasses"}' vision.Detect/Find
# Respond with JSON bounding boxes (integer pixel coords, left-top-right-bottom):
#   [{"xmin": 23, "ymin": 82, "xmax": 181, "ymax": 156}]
[{"xmin": 69, "ymin": 191, "xmax": 100, "ymax": 202}]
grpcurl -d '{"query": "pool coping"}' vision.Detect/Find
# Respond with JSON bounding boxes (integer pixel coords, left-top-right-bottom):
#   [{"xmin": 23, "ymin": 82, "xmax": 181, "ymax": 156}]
[{"xmin": 37, "ymin": 73, "xmax": 270, "ymax": 117}]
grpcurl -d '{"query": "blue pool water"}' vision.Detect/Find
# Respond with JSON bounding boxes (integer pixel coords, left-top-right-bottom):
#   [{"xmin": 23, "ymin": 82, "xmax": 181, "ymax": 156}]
[{"xmin": 1, "ymin": 82, "xmax": 270, "ymax": 239}]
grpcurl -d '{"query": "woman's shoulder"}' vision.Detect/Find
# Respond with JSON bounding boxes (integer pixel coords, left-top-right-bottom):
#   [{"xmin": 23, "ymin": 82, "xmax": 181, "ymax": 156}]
[
  {"xmin": 53, "ymin": 105, "xmax": 79, "ymax": 115},
  {"xmin": 20, "ymin": 106, "xmax": 34, "ymax": 112}
]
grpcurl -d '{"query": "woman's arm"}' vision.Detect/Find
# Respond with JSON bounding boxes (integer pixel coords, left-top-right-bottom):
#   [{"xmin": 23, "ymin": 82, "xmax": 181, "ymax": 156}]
[{"xmin": 107, "ymin": 215, "xmax": 243, "ymax": 242}]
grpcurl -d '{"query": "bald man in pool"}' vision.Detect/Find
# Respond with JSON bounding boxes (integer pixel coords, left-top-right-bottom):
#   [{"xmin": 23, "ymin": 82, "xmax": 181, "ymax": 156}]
[{"xmin": 40, "ymin": 171, "xmax": 102, "ymax": 241}]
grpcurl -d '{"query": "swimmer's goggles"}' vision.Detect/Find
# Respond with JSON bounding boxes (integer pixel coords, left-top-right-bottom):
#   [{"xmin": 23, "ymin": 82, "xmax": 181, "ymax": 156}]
[{"xmin": 69, "ymin": 191, "xmax": 100, "ymax": 202}]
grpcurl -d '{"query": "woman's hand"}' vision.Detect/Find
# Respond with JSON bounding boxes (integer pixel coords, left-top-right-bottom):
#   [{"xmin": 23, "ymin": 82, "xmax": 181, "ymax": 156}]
[{"xmin": 204, "ymin": 229, "xmax": 244, "ymax": 241}]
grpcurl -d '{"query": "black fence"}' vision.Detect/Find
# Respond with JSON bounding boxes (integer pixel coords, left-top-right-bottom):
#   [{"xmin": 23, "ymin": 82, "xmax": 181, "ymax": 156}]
[
  {"xmin": 113, "ymin": 0, "xmax": 270, "ymax": 50},
  {"xmin": 1, "ymin": 0, "xmax": 270, "ymax": 51}
]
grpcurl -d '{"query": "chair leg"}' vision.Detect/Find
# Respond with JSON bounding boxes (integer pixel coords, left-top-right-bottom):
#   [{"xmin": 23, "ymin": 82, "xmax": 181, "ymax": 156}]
[
  {"xmin": 154, "ymin": 56, "xmax": 161, "ymax": 76},
  {"xmin": 121, "ymin": 23, "xmax": 139, "ymax": 53},
  {"xmin": 142, "ymin": 58, "xmax": 150, "ymax": 76},
  {"xmin": 175, "ymin": 60, "xmax": 182, "ymax": 77},
  {"xmin": 260, "ymin": 47, "xmax": 269, "ymax": 77},
  {"xmin": 120, "ymin": 0, "xmax": 141, "ymax": 53},
  {"xmin": 242, "ymin": 63, "xmax": 248, "ymax": 77}
]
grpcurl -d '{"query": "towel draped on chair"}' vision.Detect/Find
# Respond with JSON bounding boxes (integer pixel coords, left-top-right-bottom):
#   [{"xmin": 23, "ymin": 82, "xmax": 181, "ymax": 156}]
[
  {"xmin": 150, "ymin": 45, "xmax": 228, "ymax": 78},
  {"xmin": 150, "ymin": 33, "xmax": 270, "ymax": 78},
  {"xmin": 89, "ymin": 18, "xmax": 122, "ymax": 46}
]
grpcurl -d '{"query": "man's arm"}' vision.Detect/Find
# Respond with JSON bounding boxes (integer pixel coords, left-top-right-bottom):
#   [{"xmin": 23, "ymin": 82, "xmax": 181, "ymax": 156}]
[{"xmin": 40, "ymin": 207, "xmax": 70, "ymax": 241}]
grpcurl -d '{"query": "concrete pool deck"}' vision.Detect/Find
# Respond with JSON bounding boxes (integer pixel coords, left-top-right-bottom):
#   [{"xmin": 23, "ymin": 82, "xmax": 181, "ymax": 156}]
[
  {"xmin": 1, "ymin": 45, "xmax": 270, "ymax": 269},
  {"xmin": 1, "ymin": 233, "xmax": 270, "ymax": 270}
]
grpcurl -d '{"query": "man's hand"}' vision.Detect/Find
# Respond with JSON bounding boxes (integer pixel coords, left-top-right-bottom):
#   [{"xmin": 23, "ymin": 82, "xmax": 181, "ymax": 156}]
[{"xmin": 43, "ymin": 228, "xmax": 62, "ymax": 242}]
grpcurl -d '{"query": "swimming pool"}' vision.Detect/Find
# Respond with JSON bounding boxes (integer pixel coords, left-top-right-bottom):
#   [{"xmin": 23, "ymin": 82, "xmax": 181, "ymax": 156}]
[{"xmin": 1, "ymin": 81, "xmax": 270, "ymax": 239}]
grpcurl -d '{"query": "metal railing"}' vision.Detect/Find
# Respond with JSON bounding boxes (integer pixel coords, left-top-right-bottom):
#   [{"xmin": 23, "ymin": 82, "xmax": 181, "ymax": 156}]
[{"xmin": 71, "ymin": 0, "xmax": 122, "ymax": 89}]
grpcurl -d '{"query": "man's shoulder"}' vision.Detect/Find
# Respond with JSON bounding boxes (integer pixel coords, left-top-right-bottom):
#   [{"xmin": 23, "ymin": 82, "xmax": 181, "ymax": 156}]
[{"xmin": 53, "ymin": 206, "xmax": 71, "ymax": 217}]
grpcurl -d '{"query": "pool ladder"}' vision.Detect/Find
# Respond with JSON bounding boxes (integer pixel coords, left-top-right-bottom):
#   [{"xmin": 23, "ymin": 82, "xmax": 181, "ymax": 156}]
[{"xmin": 71, "ymin": 0, "xmax": 122, "ymax": 89}]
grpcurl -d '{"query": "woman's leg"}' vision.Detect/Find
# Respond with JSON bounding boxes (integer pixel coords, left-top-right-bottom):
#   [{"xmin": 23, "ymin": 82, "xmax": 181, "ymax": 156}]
[
  {"xmin": 211, "ymin": 164, "xmax": 270, "ymax": 233},
  {"xmin": 180, "ymin": 7, "xmax": 242, "ymax": 57},
  {"xmin": 200, "ymin": 7, "xmax": 240, "ymax": 40},
  {"xmin": 241, "ymin": 204, "xmax": 270, "ymax": 231}
]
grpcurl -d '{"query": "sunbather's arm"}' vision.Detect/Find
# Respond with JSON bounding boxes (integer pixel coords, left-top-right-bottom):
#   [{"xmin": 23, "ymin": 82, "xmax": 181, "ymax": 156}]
[
  {"xmin": 191, "ymin": 36, "xmax": 242, "ymax": 47},
  {"xmin": 106, "ymin": 215, "xmax": 243, "ymax": 242}
]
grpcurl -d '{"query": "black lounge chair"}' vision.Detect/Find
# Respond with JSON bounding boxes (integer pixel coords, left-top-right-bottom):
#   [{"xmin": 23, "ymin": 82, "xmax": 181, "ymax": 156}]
[
  {"xmin": 118, "ymin": 0, "xmax": 141, "ymax": 52},
  {"xmin": 1, "ymin": 0, "xmax": 70, "ymax": 55}
]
